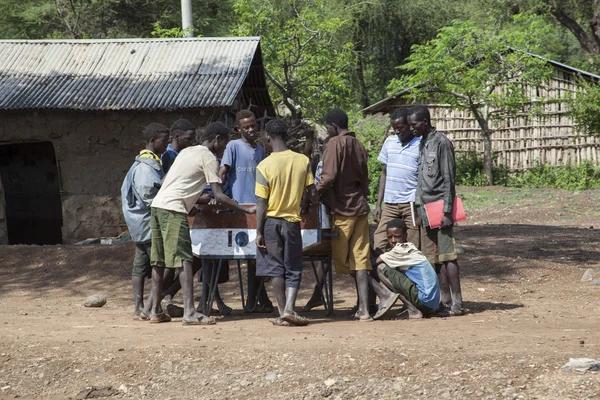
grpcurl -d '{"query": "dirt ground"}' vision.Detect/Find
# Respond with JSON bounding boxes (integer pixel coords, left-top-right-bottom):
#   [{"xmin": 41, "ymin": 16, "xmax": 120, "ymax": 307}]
[{"xmin": 1, "ymin": 187, "xmax": 600, "ymax": 400}]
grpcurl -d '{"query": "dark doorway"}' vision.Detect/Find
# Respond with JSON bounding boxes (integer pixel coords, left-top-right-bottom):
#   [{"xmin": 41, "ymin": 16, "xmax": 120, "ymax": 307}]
[{"xmin": 0, "ymin": 142, "xmax": 63, "ymax": 244}]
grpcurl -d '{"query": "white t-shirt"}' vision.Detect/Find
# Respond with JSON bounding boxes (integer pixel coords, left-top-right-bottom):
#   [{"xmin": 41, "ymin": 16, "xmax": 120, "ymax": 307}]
[{"xmin": 152, "ymin": 145, "xmax": 222, "ymax": 214}]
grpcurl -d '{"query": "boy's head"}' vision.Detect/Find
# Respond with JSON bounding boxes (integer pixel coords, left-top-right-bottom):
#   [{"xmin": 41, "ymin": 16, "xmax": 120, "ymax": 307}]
[
  {"xmin": 170, "ymin": 119, "xmax": 196, "ymax": 150},
  {"xmin": 390, "ymin": 108, "xmax": 412, "ymax": 142},
  {"xmin": 323, "ymin": 108, "xmax": 348, "ymax": 137},
  {"xmin": 407, "ymin": 105, "xmax": 432, "ymax": 138},
  {"xmin": 143, "ymin": 123, "xmax": 170, "ymax": 155},
  {"xmin": 202, "ymin": 122, "xmax": 230, "ymax": 158},
  {"xmin": 386, "ymin": 218, "xmax": 408, "ymax": 247},
  {"xmin": 235, "ymin": 110, "xmax": 259, "ymax": 143},
  {"xmin": 265, "ymin": 119, "xmax": 288, "ymax": 145}
]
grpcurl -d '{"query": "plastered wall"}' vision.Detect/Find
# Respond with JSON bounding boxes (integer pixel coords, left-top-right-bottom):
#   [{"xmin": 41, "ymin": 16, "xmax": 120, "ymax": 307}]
[{"xmin": 0, "ymin": 109, "xmax": 222, "ymax": 243}]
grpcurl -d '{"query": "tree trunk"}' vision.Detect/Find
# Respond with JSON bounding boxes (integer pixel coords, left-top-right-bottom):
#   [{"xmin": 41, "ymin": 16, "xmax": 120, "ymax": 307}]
[
  {"xmin": 471, "ymin": 106, "xmax": 494, "ymax": 185},
  {"xmin": 352, "ymin": 13, "xmax": 370, "ymax": 109},
  {"xmin": 544, "ymin": 0, "xmax": 600, "ymax": 54}
]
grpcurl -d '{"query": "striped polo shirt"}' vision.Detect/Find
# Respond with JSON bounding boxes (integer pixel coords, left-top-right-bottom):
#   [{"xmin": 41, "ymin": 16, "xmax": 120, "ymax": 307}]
[{"xmin": 377, "ymin": 135, "xmax": 420, "ymax": 204}]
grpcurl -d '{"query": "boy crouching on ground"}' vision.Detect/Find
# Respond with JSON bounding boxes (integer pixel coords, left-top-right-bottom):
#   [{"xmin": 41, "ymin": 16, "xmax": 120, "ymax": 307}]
[
  {"xmin": 121, "ymin": 123, "xmax": 169, "ymax": 320},
  {"xmin": 374, "ymin": 218, "xmax": 440, "ymax": 319},
  {"xmin": 255, "ymin": 119, "xmax": 314, "ymax": 326}
]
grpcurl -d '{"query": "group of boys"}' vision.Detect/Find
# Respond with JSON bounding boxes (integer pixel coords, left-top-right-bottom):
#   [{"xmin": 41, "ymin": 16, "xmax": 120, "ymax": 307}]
[{"xmin": 121, "ymin": 104, "xmax": 464, "ymax": 328}]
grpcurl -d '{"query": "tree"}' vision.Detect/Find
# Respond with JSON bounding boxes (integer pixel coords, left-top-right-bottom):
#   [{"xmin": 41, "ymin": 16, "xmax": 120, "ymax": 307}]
[
  {"xmin": 232, "ymin": 0, "xmax": 354, "ymax": 119},
  {"xmin": 542, "ymin": 0, "xmax": 600, "ymax": 55},
  {"xmin": 389, "ymin": 15, "xmax": 554, "ymax": 185},
  {"xmin": 568, "ymin": 77, "xmax": 600, "ymax": 135}
]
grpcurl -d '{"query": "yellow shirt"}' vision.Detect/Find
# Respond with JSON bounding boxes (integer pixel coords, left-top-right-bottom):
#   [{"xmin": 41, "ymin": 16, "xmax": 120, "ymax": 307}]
[{"xmin": 255, "ymin": 150, "xmax": 314, "ymax": 223}]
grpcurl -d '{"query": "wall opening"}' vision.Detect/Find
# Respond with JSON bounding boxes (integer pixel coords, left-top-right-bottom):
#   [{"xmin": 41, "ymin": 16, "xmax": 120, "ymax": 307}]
[{"xmin": 0, "ymin": 142, "xmax": 63, "ymax": 244}]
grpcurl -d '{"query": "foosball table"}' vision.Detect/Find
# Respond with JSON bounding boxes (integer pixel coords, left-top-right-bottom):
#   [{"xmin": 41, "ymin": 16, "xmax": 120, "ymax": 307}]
[{"xmin": 188, "ymin": 203, "xmax": 334, "ymax": 316}]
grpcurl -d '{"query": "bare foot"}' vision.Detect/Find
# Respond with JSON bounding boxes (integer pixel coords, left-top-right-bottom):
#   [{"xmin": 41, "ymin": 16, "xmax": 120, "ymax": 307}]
[{"xmin": 395, "ymin": 309, "xmax": 423, "ymax": 320}]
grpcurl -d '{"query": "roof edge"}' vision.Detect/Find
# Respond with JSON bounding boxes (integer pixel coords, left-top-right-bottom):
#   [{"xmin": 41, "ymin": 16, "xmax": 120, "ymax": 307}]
[{"xmin": 0, "ymin": 36, "xmax": 261, "ymax": 44}]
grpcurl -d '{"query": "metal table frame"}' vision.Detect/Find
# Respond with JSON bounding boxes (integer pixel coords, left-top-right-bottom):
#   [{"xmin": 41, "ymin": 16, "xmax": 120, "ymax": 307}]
[{"xmin": 198, "ymin": 255, "xmax": 333, "ymax": 317}]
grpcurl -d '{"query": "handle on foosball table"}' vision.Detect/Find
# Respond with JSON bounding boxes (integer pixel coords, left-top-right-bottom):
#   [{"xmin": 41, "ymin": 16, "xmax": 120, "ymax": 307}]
[{"xmin": 216, "ymin": 209, "xmax": 235, "ymax": 214}]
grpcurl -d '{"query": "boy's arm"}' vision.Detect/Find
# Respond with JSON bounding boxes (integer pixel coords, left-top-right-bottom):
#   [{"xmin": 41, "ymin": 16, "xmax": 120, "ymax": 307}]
[
  {"xmin": 374, "ymin": 166, "xmax": 387, "ymax": 222},
  {"xmin": 256, "ymin": 196, "xmax": 268, "ymax": 249},
  {"xmin": 133, "ymin": 166, "xmax": 160, "ymax": 208},
  {"xmin": 218, "ymin": 165, "xmax": 229, "ymax": 183},
  {"xmin": 439, "ymin": 140, "xmax": 456, "ymax": 226},
  {"xmin": 316, "ymin": 139, "xmax": 340, "ymax": 194},
  {"xmin": 210, "ymin": 182, "xmax": 255, "ymax": 214}
]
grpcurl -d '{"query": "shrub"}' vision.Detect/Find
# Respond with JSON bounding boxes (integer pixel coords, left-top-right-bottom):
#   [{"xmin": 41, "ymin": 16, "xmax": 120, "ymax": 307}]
[
  {"xmin": 511, "ymin": 161, "xmax": 600, "ymax": 190},
  {"xmin": 455, "ymin": 150, "xmax": 510, "ymax": 186},
  {"xmin": 354, "ymin": 115, "xmax": 389, "ymax": 203}
]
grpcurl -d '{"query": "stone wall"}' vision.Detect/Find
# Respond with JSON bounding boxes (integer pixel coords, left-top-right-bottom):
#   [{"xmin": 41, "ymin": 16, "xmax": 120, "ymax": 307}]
[{"xmin": 0, "ymin": 109, "xmax": 223, "ymax": 243}]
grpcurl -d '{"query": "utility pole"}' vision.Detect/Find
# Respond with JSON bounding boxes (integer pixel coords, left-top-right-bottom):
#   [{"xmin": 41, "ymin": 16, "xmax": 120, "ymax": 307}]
[{"xmin": 181, "ymin": 0, "xmax": 193, "ymax": 37}]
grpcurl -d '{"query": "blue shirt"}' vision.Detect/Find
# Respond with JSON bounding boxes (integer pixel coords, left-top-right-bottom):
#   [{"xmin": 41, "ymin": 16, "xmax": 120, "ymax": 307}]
[
  {"xmin": 221, "ymin": 139, "xmax": 266, "ymax": 204},
  {"xmin": 403, "ymin": 260, "xmax": 441, "ymax": 310},
  {"xmin": 161, "ymin": 144, "xmax": 179, "ymax": 174},
  {"xmin": 378, "ymin": 135, "xmax": 420, "ymax": 204}
]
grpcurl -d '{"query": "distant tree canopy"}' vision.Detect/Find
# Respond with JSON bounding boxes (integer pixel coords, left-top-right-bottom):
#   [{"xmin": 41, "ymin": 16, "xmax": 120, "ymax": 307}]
[
  {"xmin": 0, "ymin": 0, "xmax": 599, "ymax": 123},
  {"xmin": 389, "ymin": 15, "xmax": 554, "ymax": 185}
]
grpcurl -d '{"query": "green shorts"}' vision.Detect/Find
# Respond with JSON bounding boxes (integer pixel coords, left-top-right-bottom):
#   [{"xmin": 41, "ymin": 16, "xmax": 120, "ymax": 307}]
[
  {"xmin": 150, "ymin": 207, "xmax": 193, "ymax": 269},
  {"xmin": 382, "ymin": 265, "xmax": 433, "ymax": 313},
  {"xmin": 132, "ymin": 242, "xmax": 152, "ymax": 278},
  {"xmin": 420, "ymin": 226, "xmax": 458, "ymax": 265}
]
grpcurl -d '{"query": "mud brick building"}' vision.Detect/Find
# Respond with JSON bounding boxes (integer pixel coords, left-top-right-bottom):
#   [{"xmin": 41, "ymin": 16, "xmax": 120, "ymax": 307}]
[{"xmin": 0, "ymin": 37, "xmax": 273, "ymax": 245}]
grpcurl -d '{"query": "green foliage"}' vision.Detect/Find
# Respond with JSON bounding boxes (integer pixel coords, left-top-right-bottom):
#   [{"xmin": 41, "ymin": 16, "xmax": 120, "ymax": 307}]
[
  {"xmin": 389, "ymin": 15, "xmax": 554, "ymax": 114},
  {"xmin": 455, "ymin": 151, "xmax": 600, "ymax": 190},
  {"xmin": 510, "ymin": 162, "xmax": 600, "ymax": 191},
  {"xmin": 456, "ymin": 151, "xmax": 510, "ymax": 186},
  {"xmin": 353, "ymin": 115, "xmax": 389, "ymax": 203},
  {"xmin": 567, "ymin": 77, "xmax": 600, "ymax": 135},
  {"xmin": 232, "ymin": 0, "xmax": 354, "ymax": 119},
  {"xmin": 151, "ymin": 23, "xmax": 184, "ymax": 38}
]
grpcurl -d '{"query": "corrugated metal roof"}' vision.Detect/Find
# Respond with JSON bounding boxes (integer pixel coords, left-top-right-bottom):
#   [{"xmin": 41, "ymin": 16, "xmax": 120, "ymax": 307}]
[{"xmin": 0, "ymin": 37, "xmax": 263, "ymax": 111}]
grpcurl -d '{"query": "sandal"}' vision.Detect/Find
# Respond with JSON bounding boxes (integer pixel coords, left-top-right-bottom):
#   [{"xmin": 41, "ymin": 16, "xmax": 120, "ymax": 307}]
[
  {"xmin": 182, "ymin": 315, "xmax": 216, "ymax": 326},
  {"xmin": 149, "ymin": 313, "xmax": 171, "ymax": 323},
  {"xmin": 437, "ymin": 306, "xmax": 466, "ymax": 317},
  {"xmin": 270, "ymin": 317, "xmax": 292, "ymax": 327},
  {"xmin": 281, "ymin": 311, "xmax": 310, "ymax": 326},
  {"xmin": 373, "ymin": 293, "xmax": 400, "ymax": 320}
]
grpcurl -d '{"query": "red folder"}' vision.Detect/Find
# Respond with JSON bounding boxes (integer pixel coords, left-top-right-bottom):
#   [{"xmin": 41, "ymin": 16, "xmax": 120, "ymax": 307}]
[{"xmin": 424, "ymin": 196, "xmax": 466, "ymax": 229}]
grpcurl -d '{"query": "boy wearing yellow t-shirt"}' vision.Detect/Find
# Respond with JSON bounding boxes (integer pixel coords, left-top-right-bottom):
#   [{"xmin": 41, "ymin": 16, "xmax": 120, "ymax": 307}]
[{"xmin": 255, "ymin": 119, "xmax": 314, "ymax": 327}]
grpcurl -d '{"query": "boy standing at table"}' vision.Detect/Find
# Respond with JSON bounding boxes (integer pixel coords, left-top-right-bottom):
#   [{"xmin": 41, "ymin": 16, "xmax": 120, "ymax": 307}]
[{"xmin": 255, "ymin": 119, "xmax": 314, "ymax": 326}]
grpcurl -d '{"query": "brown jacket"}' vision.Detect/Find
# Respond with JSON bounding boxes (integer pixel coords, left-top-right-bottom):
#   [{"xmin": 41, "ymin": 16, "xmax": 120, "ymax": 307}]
[{"xmin": 316, "ymin": 131, "xmax": 370, "ymax": 216}]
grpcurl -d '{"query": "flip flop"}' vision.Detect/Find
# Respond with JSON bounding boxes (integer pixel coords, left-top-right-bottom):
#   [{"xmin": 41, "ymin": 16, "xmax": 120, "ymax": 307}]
[
  {"xmin": 281, "ymin": 311, "xmax": 310, "ymax": 326},
  {"xmin": 373, "ymin": 293, "xmax": 400, "ymax": 320},
  {"xmin": 132, "ymin": 314, "xmax": 148, "ymax": 321},
  {"xmin": 436, "ymin": 306, "xmax": 466, "ymax": 317},
  {"xmin": 149, "ymin": 313, "xmax": 171, "ymax": 323},
  {"xmin": 358, "ymin": 316, "xmax": 374, "ymax": 323},
  {"xmin": 270, "ymin": 317, "xmax": 292, "ymax": 327},
  {"xmin": 217, "ymin": 305, "xmax": 233, "ymax": 316},
  {"xmin": 182, "ymin": 315, "xmax": 216, "ymax": 326}
]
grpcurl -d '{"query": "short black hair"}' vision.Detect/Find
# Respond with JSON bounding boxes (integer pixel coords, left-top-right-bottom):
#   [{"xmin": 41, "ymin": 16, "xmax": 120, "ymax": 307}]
[
  {"xmin": 202, "ymin": 122, "xmax": 230, "ymax": 142},
  {"xmin": 170, "ymin": 119, "xmax": 196, "ymax": 136},
  {"xmin": 387, "ymin": 218, "xmax": 408, "ymax": 232},
  {"xmin": 323, "ymin": 108, "xmax": 349, "ymax": 129},
  {"xmin": 265, "ymin": 119, "xmax": 288, "ymax": 141},
  {"xmin": 236, "ymin": 109, "xmax": 256, "ymax": 125},
  {"xmin": 407, "ymin": 105, "xmax": 431, "ymax": 124},
  {"xmin": 143, "ymin": 122, "xmax": 169, "ymax": 142},
  {"xmin": 390, "ymin": 108, "xmax": 409, "ymax": 122}
]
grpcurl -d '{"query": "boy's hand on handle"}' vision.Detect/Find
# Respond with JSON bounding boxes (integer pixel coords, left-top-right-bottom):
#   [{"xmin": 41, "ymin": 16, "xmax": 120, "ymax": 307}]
[
  {"xmin": 245, "ymin": 205, "xmax": 257, "ymax": 214},
  {"xmin": 256, "ymin": 233, "xmax": 266, "ymax": 249},
  {"xmin": 188, "ymin": 206, "xmax": 198, "ymax": 217}
]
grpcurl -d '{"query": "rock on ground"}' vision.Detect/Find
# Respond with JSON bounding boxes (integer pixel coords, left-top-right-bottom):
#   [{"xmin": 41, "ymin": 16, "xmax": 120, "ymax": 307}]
[{"xmin": 83, "ymin": 294, "xmax": 107, "ymax": 308}]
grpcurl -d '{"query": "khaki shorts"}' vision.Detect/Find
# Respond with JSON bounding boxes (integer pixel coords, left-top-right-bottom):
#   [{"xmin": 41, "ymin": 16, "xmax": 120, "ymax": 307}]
[
  {"xmin": 150, "ymin": 207, "xmax": 194, "ymax": 269},
  {"xmin": 420, "ymin": 226, "xmax": 458, "ymax": 265},
  {"xmin": 373, "ymin": 202, "xmax": 420, "ymax": 252},
  {"xmin": 331, "ymin": 214, "xmax": 372, "ymax": 275}
]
